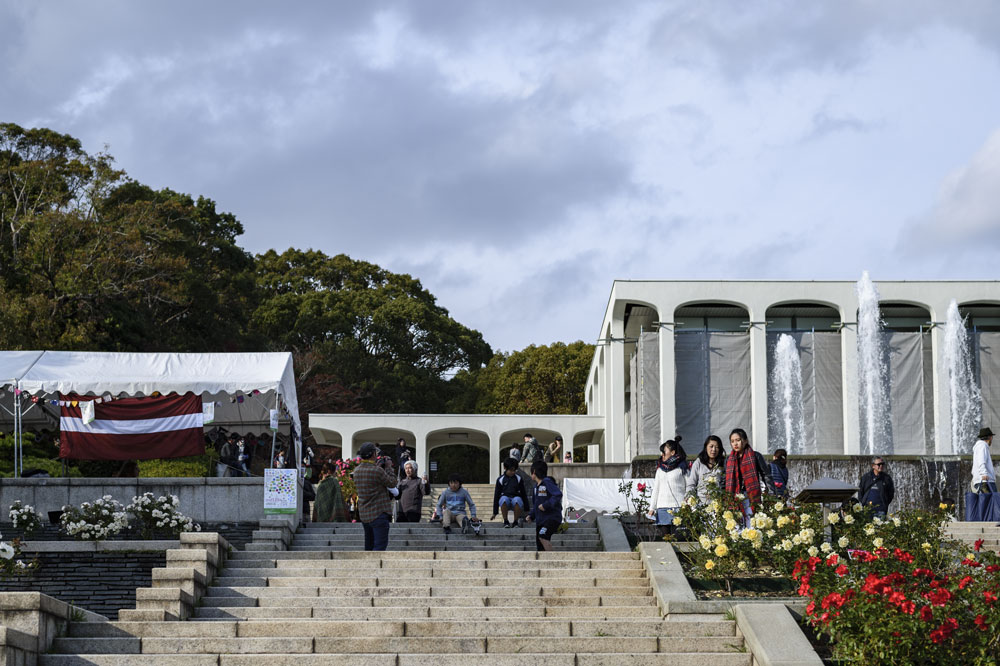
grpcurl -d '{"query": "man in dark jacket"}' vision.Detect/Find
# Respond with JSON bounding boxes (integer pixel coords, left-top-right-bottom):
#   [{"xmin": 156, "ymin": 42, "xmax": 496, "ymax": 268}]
[
  {"xmin": 527, "ymin": 460, "xmax": 563, "ymax": 552},
  {"xmin": 492, "ymin": 458, "xmax": 530, "ymax": 528},
  {"xmin": 353, "ymin": 441, "xmax": 399, "ymax": 550},
  {"xmin": 857, "ymin": 457, "xmax": 894, "ymax": 517}
]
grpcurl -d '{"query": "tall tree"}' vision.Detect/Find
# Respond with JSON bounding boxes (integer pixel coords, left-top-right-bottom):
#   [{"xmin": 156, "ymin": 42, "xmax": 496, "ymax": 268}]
[
  {"xmin": 252, "ymin": 248, "xmax": 493, "ymax": 413},
  {"xmin": 451, "ymin": 341, "xmax": 595, "ymax": 415}
]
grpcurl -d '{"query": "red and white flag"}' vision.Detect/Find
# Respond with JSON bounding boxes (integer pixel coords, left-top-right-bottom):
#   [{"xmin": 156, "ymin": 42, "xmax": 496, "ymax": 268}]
[{"xmin": 59, "ymin": 392, "xmax": 205, "ymax": 461}]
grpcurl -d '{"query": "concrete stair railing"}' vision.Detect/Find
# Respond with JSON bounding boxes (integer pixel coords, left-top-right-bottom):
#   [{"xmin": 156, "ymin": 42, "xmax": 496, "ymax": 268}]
[{"xmin": 43, "ymin": 550, "xmax": 751, "ymax": 665}]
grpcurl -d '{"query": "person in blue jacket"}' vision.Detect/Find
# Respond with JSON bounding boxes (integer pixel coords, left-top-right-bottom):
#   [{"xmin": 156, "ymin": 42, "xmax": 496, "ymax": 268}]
[{"xmin": 527, "ymin": 460, "xmax": 562, "ymax": 551}]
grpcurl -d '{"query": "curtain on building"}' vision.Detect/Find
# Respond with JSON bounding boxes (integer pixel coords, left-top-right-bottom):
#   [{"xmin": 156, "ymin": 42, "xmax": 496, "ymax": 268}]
[
  {"xmin": 675, "ymin": 331, "xmax": 752, "ymax": 445},
  {"xmin": 975, "ymin": 332, "xmax": 1000, "ymax": 436}
]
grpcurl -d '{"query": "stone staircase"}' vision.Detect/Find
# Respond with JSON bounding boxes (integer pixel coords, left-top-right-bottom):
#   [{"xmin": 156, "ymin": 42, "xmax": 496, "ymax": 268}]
[
  {"xmin": 40, "ymin": 511, "xmax": 752, "ymax": 665},
  {"xmin": 294, "ymin": 522, "xmax": 600, "ymax": 551},
  {"xmin": 45, "ymin": 549, "xmax": 750, "ymax": 665},
  {"xmin": 943, "ymin": 520, "xmax": 1000, "ymax": 553}
]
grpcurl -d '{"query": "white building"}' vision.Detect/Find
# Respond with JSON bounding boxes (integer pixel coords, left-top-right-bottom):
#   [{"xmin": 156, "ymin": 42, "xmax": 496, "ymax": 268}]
[
  {"xmin": 588, "ymin": 280, "xmax": 1000, "ymax": 461},
  {"xmin": 311, "ymin": 279, "xmax": 1000, "ymax": 475}
]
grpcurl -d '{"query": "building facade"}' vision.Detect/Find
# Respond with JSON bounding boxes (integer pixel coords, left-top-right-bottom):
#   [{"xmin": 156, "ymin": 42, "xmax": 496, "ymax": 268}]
[{"xmin": 587, "ymin": 280, "xmax": 1000, "ymax": 462}]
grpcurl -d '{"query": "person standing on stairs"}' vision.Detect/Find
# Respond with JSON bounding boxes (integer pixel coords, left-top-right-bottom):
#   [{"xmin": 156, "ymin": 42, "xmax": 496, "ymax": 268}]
[
  {"xmin": 436, "ymin": 474, "xmax": 478, "ymax": 534},
  {"xmin": 396, "ymin": 460, "xmax": 430, "ymax": 523},
  {"xmin": 353, "ymin": 441, "xmax": 399, "ymax": 551},
  {"xmin": 527, "ymin": 460, "xmax": 563, "ymax": 552},
  {"xmin": 492, "ymin": 457, "xmax": 529, "ymax": 528}
]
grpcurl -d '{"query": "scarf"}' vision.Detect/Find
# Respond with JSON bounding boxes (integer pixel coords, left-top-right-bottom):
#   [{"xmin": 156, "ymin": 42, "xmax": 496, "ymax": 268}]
[
  {"xmin": 659, "ymin": 453, "xmax": 687, "ymax": 473},
  {"xmin": 725, "ymin": 445, "xmax": 762, "ymax": 503}
]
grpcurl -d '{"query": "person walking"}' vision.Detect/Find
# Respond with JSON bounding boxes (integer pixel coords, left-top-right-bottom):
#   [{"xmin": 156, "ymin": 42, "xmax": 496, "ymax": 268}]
[
  {"xmin": 857, "ymin": 456, "xmax": 894, "ymax": 517},
  {"xmin": 972, "ymin": 427, "xmax": 996, "ymax": 493},
  {"xmin": 724, "ymin": 428, "xmax": 775, "ymax": 519},
  {"xmin": 395, "ymin": 438, "xmax": 412, "ymax": 470},
  {"xmin": 527, "ymin": 460, "xmax": 563, "ymax": 552},
  {"xmin": 686, "ymin": 435, "xmax": 726, "ymax": 503},
  {"xmin": 522, "ymin": 433, "xmax": 543, "ymax": 465},
  {"xmin": 647, "ymin": 437, "xmax": 688, "ymax": 530},
  {"xmin": 770, "ymin": 448, "xmax": 789, "ymax": 498},
  {"xmin": 353, "ymin": 441, "xmax": 399, "ymax": 551},
  {"xmin": 396, "ymin": 460, "xmax": 430, "ymax": 523}
]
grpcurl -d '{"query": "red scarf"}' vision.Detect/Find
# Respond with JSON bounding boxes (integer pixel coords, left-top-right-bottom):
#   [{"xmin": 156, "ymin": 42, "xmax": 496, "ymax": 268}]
[{"xmin": 725, "ymin": 445, "xmax": 762, "ymax": 503}]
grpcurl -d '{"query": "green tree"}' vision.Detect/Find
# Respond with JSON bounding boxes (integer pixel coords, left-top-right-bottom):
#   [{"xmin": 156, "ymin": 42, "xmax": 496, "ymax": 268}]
[
  {"xmin": 252, "ymin": 248, "xmax": 493, "ymax": 413},
  {"xmin": 453, "ymin": 341, "xmax": 595, "ymax": 414}
]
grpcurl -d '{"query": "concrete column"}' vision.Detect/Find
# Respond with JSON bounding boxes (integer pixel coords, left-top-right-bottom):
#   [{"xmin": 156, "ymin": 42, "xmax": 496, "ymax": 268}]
[
  {"xmin": 415, "ymin": 430, "xmax": 429, "ymax": 480},
  {"xmin": 341, "ymin": 431, "xmax": 356, "ymax": 461},
  {"xmin": 607, "ymin": 317, "xmax": 627, "ymax": 463},
  {"xmin": 488, "ymin": 428, "xmax": 501, "ymax": 480},
  {"xmin": 929, "ymin": 301, "xmax": 952, "ymax": 454},
  {"xmin": 841, "ymin": 326, "xmax": 861, "ymax": 455},
  {"xmin": 749, "ymin": 322, "xmax": 769, "ymax": 452},
  {"xmin": 657, "ymin": 316, "xmax": 677, "ymax": 448}
]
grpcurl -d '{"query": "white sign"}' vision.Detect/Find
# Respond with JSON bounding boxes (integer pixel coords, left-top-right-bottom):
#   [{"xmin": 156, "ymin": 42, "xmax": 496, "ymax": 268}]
[
  {"xmin": 202, "ymin": 401, "xmax": 215, "ymax": 424},
  {"xmin": 269, "ymin": 408, "xmax": 279, "ymax": 431},
  {"xmin": 263, "ymin": 468, "xmax": 298, "ymax": 515},
  {"xmin": 80, "ymin": 400, "xmax": 95, "ymax": 425}
]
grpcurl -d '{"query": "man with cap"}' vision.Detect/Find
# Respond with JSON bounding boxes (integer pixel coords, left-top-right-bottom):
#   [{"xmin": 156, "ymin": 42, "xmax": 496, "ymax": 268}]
[
  {"xmin": 972, "ymin": 427, "xmax": 996, "ymax": 493},
  {"xmin": 352, "ymin": 441, "xmax": 399, "ymax": 551}
]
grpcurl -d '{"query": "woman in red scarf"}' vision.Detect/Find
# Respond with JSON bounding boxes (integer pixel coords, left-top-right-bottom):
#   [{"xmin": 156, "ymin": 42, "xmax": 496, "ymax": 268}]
[{"xmin": 724, "ymin": 428, "xmax": 775, "ymax": 510}]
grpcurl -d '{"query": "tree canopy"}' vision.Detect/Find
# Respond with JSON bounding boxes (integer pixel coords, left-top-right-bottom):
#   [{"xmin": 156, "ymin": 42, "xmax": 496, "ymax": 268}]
[
  {"xmin": 0, "ymin": 122, "xmax": 499, "ymax": 417},
  {"xmin": 450, "ymin": 341, "xmax": 595, "ymax": 415}
]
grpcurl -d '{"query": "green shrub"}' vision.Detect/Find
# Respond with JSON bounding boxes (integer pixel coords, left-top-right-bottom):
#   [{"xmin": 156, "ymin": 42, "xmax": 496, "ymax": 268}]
[{"xmin": 138, "ymin": 455, "xmax": 212, "ymax": 478}]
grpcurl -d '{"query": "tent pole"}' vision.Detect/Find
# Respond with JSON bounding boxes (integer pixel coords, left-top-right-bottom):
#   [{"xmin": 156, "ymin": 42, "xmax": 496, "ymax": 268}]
[
  {"xmin": 13, "ymin": 387, "xmax": 20, "ymax": 478},
  {"xmin": 270, "ymin": 391, "xmax": 279, "ymax": 469}
]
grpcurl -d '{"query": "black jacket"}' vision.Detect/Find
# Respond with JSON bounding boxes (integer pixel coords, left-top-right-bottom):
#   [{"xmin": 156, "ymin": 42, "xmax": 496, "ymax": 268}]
[
  {"xmin": 857, "ymin": 471, "xmax": 894, "ymax": 509},
  {"xmin": 493, "ymin": 472, "xmax": 529, "ymax": 515},
  {"xmin": 396, "ymin": 477, "xmax": 430, "ymax": 514}
]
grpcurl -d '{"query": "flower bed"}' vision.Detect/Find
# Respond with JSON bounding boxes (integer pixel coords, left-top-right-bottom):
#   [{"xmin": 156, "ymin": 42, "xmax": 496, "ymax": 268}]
[{"xmin": 671, "ymin": 480, "xmax": 1000, "ymax": 664}]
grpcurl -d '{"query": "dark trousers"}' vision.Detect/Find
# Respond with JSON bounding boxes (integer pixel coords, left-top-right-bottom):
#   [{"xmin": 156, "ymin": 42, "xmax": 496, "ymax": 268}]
[
  {"xmin": 536, "ymin": 518, "xmax": 560, "ymax": 552},
  {"xmin": 363, "ymin": 512, "xmax": 391, "ymax": 551},
  {"xmin": 396, "ymin": 509, "xmax": 421, "ymax": 523}
]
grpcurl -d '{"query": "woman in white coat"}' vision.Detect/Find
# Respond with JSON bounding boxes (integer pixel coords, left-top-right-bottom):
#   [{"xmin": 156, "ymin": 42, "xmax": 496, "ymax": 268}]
[
  {"xmin": 647, "ymin": 437, "xmax": 688, "ymax": 528},
  {"xmin": 686, "ymin": 435, "xmax": 726, "ymax": 503}
]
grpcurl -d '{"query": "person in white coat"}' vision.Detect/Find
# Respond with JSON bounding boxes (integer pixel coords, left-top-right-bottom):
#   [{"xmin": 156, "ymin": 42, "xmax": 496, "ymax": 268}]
[
  {"xmin": 972, "ymin": 427, "xmax": 996, "ymax": 493},
  {"xmin": 647, "ymin": 437, "xmax": 688, "ymax": 527},
  {"xmin": 686, "ymin": 435, "xmax": 726, "ymax": 503}
]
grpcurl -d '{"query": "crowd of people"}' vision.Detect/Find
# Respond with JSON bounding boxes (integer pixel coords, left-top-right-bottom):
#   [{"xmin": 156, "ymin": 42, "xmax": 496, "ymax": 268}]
[{"xmin": 645, "ymin": 425, "xmax": 997, "ymax": 529}]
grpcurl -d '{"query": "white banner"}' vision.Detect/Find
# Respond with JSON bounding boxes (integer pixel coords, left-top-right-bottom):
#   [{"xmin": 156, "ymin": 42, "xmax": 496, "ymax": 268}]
[
  {"xmin": 264, "ymin": 468, "xmax": 298, "ymax": 515},
  {"xmin": 269, "ymin": 408, "xmax": 279, "ymax": 431},
  {"xmin": 202, "ymin": 401, "xmax": 215, "ymax": 424}
]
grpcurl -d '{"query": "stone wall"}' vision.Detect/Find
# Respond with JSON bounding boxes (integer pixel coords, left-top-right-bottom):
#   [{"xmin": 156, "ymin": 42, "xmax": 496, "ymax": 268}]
[
  {"xmin": 0, "ymin": 549, "xmax": 166, "ymax": 620},
  {"xmin": 631, "ymin": 454, "xmax": 1000, "ymax": 515},
  {"xmin": 0, "ymin": 478, "xmax": 264, "ymax": 523}
]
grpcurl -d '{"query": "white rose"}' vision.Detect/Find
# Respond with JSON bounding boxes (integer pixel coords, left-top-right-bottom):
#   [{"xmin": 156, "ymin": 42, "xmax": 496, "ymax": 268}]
[{"xmin": 838, "ymin": 536, "xmax": 849, "ymax": 548}]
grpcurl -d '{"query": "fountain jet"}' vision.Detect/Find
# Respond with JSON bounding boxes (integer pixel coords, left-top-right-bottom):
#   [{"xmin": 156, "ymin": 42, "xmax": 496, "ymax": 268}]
[
  {"xmin": 770, "ymin": 333, "xmax": 809, "ymax": 454},
  {"xmin": 856, "ymin": 272, "xmax": 891, "ymax": 455},
  {"xmin": 944, "ymin": 299, "xmax": 981, "ymax": 454}
]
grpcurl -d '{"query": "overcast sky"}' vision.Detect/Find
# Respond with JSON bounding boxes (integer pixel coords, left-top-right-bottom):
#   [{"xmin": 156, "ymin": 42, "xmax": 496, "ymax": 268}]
[{"xmin": 3, "ymin": 1, "xmax": 1000, "ymax": 351}]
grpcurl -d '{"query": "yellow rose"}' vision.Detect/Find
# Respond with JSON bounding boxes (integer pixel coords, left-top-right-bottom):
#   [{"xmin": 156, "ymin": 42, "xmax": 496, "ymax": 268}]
[
  {"xmin": 726, "ymin": 520, "xmax": 738, "ymax": 531},
  {"xmin": 873, "ymin": 537, "xmax": 884, "ymax": 548},
  {"xmin": 714, "ymin": 536, "xmax": 726, "ymax": 546},
  {"xmin": 737, "ymin": 561, "xmax": 748, "ymax": 571},
  {"xmin": 704, "ymin": 559, "xmax": 715, "ymax": 570},
  {"xmin": 921, "ymin": 542, "xmax": 932, "ymax": 551},
  {"xmin": 715, "ymin": 544, "xmax": 729, "ymax": 557},
  {"xmin": 723, "ymin": 511, "xmax": 734, "ymax": 521},
  {"xmin": 939, "ymin": 503, "xmax": 948, "ymax": 510}
]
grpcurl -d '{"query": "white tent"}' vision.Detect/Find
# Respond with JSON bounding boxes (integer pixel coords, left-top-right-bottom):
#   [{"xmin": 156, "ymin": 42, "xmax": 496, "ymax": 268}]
[{"xmin": 2, "ymin": 351, "xmax": 302, "ymax": 475}]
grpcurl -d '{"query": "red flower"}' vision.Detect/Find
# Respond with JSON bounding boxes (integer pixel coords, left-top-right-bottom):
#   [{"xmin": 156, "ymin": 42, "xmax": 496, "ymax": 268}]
[
  {"xmin": 893, "ymin": 548, "xmax": 914, "ymax": 563},
  {"xmin": 912, "ymin": 568, "xmax": 935, "ymax": 579},
  {"xmin": 636, "ymin": 483, "xmax": 646, "ymax": 493},
  {"xmin": 930, "ymin": 618, "xmax": 958, "ymax": 644},
  {"xmin": 962, "ymin": 558, "xmax": 982, "ymax": 568},
  {"xmin": 826, "ymin": 553, "xmax": 839, "ymax": 566},
  {"xmin": 986, "ymin": 565, "xmax": 999, "ymax": 574},
  {"xmin": 974, "ymin": 538, "xmax": 984, "ymax": 552},
  {"xmin": 924, "ymin": 588, "xmax": 953, "ymax": 607},
  {"xmin": 959, "ymin": 576, "xmax": 974, "ymax": 590},
  {"xmin": 984, "ymin": 590, "xmax": 998, "ymax": 605},
  {"xmin": 900, "ymin": 600, "xmax": 915, "ymax": 615},
  {"xmin": 920, "ymin": 605, "xmax": 933, "ymax": 622},
  {"xmin": 836, "ymin": 564, "xmax": 849, "ymax": 577},
  {"xmin": 805, "ymin": 601, "xmax": 816, "ymax": 616},
  {"xmin": 807, "ymin": 556, "xmax": 822, "ymax": 571},
  {"xmin": 975, "ymin": 614, "xmax": 988, "ymax": 631}
]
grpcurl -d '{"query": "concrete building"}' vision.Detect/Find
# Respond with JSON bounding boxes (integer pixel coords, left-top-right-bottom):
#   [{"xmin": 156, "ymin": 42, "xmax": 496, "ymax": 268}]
[
  {"xmin": 588, "ymin": 280, "xmax": 1000, "ymax": 461},
  {"xmin": 312, "ymin": 280, "xmax": 1000, "ymax": 473}
]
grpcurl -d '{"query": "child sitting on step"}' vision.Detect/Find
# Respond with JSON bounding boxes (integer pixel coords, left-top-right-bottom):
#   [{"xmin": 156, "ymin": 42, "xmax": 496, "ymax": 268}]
[
  {"xmin": 436, "ymin": 473, "xmax": 478, "ymax": 534},
  {"xmin": 492, "ymin": 457, "xmax": 529, "ymax": 528}
]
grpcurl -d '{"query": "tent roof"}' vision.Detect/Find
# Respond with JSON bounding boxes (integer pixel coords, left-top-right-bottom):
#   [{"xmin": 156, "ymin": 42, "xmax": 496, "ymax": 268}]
[
  {"xmin": 2, "ymin": 351, "xmax": 301, "ymax": 439},
  {"xmin": 0, "ymin": 351, "xmax": 43, "ymax": 387}
]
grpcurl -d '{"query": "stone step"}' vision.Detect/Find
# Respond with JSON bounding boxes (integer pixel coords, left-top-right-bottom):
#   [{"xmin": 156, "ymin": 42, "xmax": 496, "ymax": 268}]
[
  {"xmin": 41, "ymin": 654, "xmax": 751, "ymax": 666},
  {"xmin": 217, "ymin": 566, "xmax": 647, "ymax": 578},
  {"xmin": 50, "ymin": 637, "xmax": 741, "ymax": 655},
  {"xmin": 193, "ymin": 605, "xmax": 665, "ymax": 620},
  {"xmin": 204, "ymin": 585, "xmax": 651, "ymax": 598},
  {"xmin": 200, "ymin": 595, "xmax": 657, "ymax": 608},
  {"xmin": 211, "ymin": 576, "xmax": 649, "ymax": 589},
  {"xmin": 66, "ymin": 619, "xmax": 736, "ymax": 639},
  {"xmin": 287, "ymin": 544, "xmax": 601, "ymax": 552},
  {"xmin": 229, "ymin": 550, "xmax": 637, "ymax": 561},
  {"xmin": 293, "ymin": 532, "xmax": 598, "ymax": 540}
]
